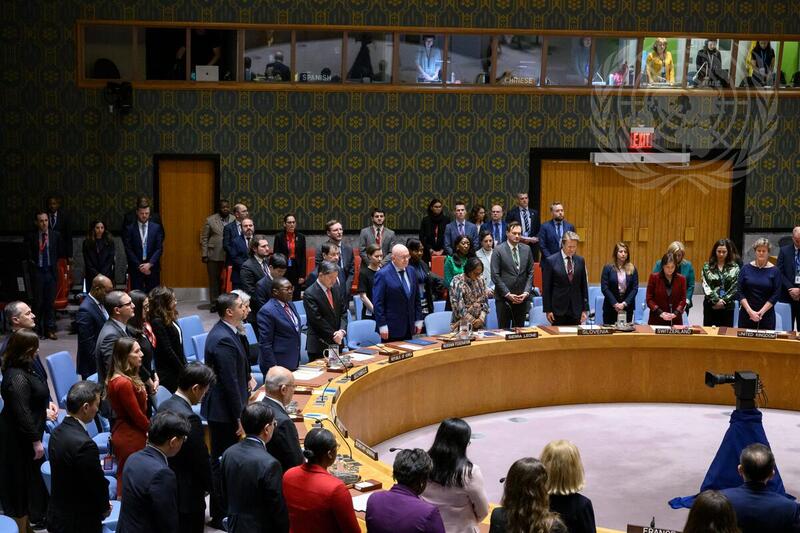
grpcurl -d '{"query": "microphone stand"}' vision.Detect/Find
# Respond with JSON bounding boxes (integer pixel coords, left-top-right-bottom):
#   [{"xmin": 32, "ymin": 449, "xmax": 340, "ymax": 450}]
[
  {"xmin": 314, "ymin": 418, "xmax": 353, "ymax": 459},
  {"xmin": 317, "ymin": 377, "xmax": 334, "ymax": 405}
]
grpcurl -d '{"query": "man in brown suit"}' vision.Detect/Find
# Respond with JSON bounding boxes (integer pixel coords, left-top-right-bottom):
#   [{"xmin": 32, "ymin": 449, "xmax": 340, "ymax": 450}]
[{"xmin": 201, "ymin": 200, "xmax": 235, "ymax": 312}]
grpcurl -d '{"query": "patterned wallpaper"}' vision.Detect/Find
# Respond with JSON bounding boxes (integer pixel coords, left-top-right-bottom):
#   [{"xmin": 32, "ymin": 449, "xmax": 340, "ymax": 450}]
[{"xmin": 2, "ymin": 1, "xmax": 799, "ymax": 234}]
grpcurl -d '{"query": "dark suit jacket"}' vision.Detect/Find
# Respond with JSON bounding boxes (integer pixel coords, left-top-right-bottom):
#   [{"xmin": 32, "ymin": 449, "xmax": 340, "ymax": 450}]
[
  {"xmin": 410, "ymin": 260, "xmax": 445, "ymax": 315},
  {"xmin": 262, "ymin": 396, "xmax": 304, "ymax": 472},
  {"xmin": 303, "ymin": 281, "xmax": 348, "ymax": 355},
  {"xmin": 480, "ymin": 220, "xmax": 509, "ymax": 245},
  {"xmin": 116, "ymin": 445, "xmax": 178, "ymax": 533},
  {"xmin": 646, "ymin": 272, "xmax": 687, "ymax": 326},
  {"xmin": 506, "ymin": 206, "xmax": 540, "ymax": 240},
  {"xmin": 82, "ymin": 238, "xmax": 116, "ymax": 283},
  {"xmin": 201, "ymin": 320, "xmax": 249, "ymax": 424},
  {"xmin": 253, "ymin": 273, "xmax": 275, "ymax": 319},
  {"xmin": 372, "ymin": 263, "xmax": 423, "ymax": 341},
  {"xmin": 47, "ymin": 417, "xmax": 110, "ymax": 533},
  {"xmin": 122, "ymin": 211, "xmax": 163, "ymax": 235},
  {"xmin": 305, "ymin": 267, "xmax": 350, "ymax": 303},
  {"xmin": 776, "ymin": 244, "xmax": 800, "ymax": 303},
  {"xmin": 48, "ymin": 210, "xmax": 73, "ymax": 258},
  {"xmin": 542, "ymin": 252, "xmax": 589, "ymax": 318},
  {"xmin": 491, "ymin": 241, "xmax": 534, "ymax": 300},
  {"xmin": 257, "ymin": 299, "xmax": 301, "ymax": 374},
  {"xmin": 150, "ymin": 319, "xmax": 186, "ymax": 393},
  {"xmin": 158, "ymin": 394, "xmax": 211, "ymax": 514},
  {"xmin": 76, "ymin": 295, "xmax": 106, "ymax": 378},
  {"xmin": 600, "ymin": 264, "xmax": 639, "ymax": 324},
  {"xmin": 443, "ymin": 220, "xmax": 479, "ymax": 255},
  {"xmin": 240, "ymin": 257, "xmax": 266, "ymax": 301},
  {"xmin": 314, "ymin": 240, "xmax": 356, "ymax": 298},
  {"xmin": 124, "ymin": 221, "xmax": 164, "ymax": 271},
  {"xmin": 721, "ymin": 481, "xmax": 800, "ymax": 533},
  {"xmin": 94, "ymin": 319, "xmax": 131, "ymax": 385},
  {"xmin": 223, "ymin": 222, "xmax": 250, "ymax": 288},
  {"xmin": 273, "ymin": 231, "xmax": 307, "ymax": 279},
  {"xmin": 25, "ymin": 229, "xmax": 63, "ymax": 276},
  {"xmin": 221, "ymin": 438, "xmax": 289, "ymax": 533},
  {"xmin": 538, "ymin": 219, "xmax": 576, "ymax": 259}
]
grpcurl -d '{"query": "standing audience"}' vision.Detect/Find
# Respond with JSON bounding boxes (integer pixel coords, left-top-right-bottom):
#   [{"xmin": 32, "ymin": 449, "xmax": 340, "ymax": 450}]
[
  {"xmin": 372, "ymin": 244, "xmax": 424, "ymax": 342},
  {"xmin": 737, "ymin": 238, "xmax": 781, "ymax": 330},
  {"xmin": 600, "ymin": 242, "xmax": 639, "ymax": 325},
  {"xmin": 408, "ymin": 238, "xmax": 445, "ymax": 317},
  {"xmin": 540, "ymin": 440, "xmax": 596, "ymax": 533},
  {"xmin": 303, "ymin": 261, "xmax": 348, "ymax": 361},
  {"xmin": 200, "ymin": 200, "xmax": 235, "ymax": 312},
  {"xmin": 445, "ymin": 235, "xmax": 474, "ymax": 289},
  {"xmin": 506, "ymin": 193, "xmax": 540, "ymax": 259},
  {"xmin": 123, "ymin": 204, "xmax": 165, "ymax": 292},
  {"xmin": 26, "ymin": 210, "xmax": 65, "ymax": 340},
  {"xmin": 490, "ymin": 457, "xmax": 559, "ymax": 533},
  {"xmin": 46, "ymin": 195, "xmax": 72, "ymax": 261},
  {"xmin": 222, "ymin": 205, "xmax": 252, "ymax": 290},
  {"xmin": 127, "ymin": 290, "xmax": 159, "ymax": 414},
  {"xmin": 542, "ymin": 231, "xmax": 588, "ymax": 326},
  {"xmin": 646, "ymin": 252, "xmax": 687, "ymax": 326},
  {"xmin": 538, "ymin": 202, "xmax": 575, "ymax": 259},
  {"xmin": 272, "ymin": 213, "xmax": 307, "ymax": 301},
  {"xmin": 491, "ymin": 222, "xmax": 534, "ymax": 328},
  {"xmin": 82, "ymin": 219, "xmax": 116, "ymax": 289},
  {"xmin": 253, "ymin": 253, "xmax": 288, "ymax": 319},
  {"xmin": 240, "ymin": 234, "xmax": 271, "ymax": 306},
  {"xmin": 358, "ymin": 208, "xmax": 397, "ymax": 265},
  {"xmin": 444, "ymin": 202, "xmax": 479, "ymax": 255},
  {"xmin": 75, "ymin": 274, "xmax": 113, "ymax": 378},
  {"xmin": 257, "ymin": 278, "xmax": 302, "ymax": 373},
  {"xmin": 652, "ymin": 241, "xmax": 695, "ymax": 311},
  {"xmin": 701, "ymin": 239, "xmax": 740, "ymax": 327},
  {"xmin": 481, "ymin": 205, "xmax": 507, "ymax": 247},
  {"xmin": 469, "ymin": 205, "xmax": 486, "ymax": 228},
  {"xmin": 419, "ymin": 198, "xmax": 450, "ymax": 262},
  {"xmin": 261, "ymin": 366, "xmax": 304, "ymax": 472},
  {"xmin": 357, "ymin": 244, "xmax": 383, "ymax": 319},
  {"xmin": 149, "ymin": 286, "xmax": 187, "ymax": 393},
  {"xmin": 475, "ymin": 232, "xmax": 495, "ymax": 297},
  {"xmin": 94, "ymin": 290, "xmax": 134, "ymax": 385}
]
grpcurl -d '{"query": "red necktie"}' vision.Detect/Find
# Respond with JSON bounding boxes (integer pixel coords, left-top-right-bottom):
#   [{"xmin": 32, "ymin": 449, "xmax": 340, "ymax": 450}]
[
  {"xmin": 375, "ymin": 227, "xmax": 381, "ymax": 246},
  {"xmin": 567, "ymin": 256, "xmax": 574, "ymax": 282},
  {"xmin": 326, "ymin": 287, "xmax": 334, "ymax": 309}
]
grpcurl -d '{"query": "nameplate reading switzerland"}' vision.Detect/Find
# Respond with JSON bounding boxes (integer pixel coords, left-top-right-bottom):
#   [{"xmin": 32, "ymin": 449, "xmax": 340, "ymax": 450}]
[
  {"xmin": 737, "ymin": 330, "xmax": 778, "ymax": 339},
  {"xmin": 442, "ymin": 339, "xmax": 471, "ymax": 349},
  {"xmin": 334, "ymin": 416, "xmax": 348, "ymax": 438},
  {"xmin": 506, "ymin": 331, "xmax": 539, "ymax": 340},
  {"xmin": 350, "ymin": 366, "xmax": 369, "ymax": 381},
  {"xmin": 388, "ymin": 351, "xmax": 414, "ymax": 363},
  {"xmin": 577, "ymin": 328, "xmax": 612, "ymax": 336},
  {"xmin": 654, "ymin": 328, "xmax": 693, "ymax": 335},
  {"xmin": 354, "ymin": 439, "xmax": 379, "ymax": 460}
]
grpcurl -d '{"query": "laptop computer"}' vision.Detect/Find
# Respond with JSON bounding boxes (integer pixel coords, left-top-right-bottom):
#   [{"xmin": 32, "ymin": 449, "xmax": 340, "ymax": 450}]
[{"xmin": 195, "ymin": 65, "xmax": 219, "ymax": 82}]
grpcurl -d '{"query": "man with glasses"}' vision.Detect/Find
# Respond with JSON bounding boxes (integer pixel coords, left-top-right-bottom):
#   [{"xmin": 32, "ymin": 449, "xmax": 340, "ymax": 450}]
[
  {"xmin": 94, "ymin": 290, "xmax": 135, "ymax": 384},
  {"xmin": 261, "ymin": 366, "xmax": 304, "ymax": 472}
]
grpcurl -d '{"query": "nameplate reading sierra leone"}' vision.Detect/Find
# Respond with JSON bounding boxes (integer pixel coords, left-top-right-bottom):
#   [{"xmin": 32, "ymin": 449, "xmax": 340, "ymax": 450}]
[
  {"xmin": 654, "ymin": 328, "xmax": 693, "ymax": 335},
  {"xmin": 577, "ymin": 328, "xmax": 612, "ymax": 336},
  {"xmin": 388, "ymin": 351, "xmax": 413, "ymax": 363},
  {"xmin": 350, "ymin": 366, "xmax": 369, "ymax": 381},
  {"xmin": 626, "ymin": 525, "xmax": 680, "ymax": 533},
  {"xmin": 506, "ymin": 331, "xmax": 539, "ymax": 340},
  {"xmin": 737, "ymin": 330, "xmax": 778, "ymax": 339},
  {"xmin": 354, "ymin": 439, "xmax": 378, "ymax": 460},
  {"xmin": 442, "ymin": 339, "xmax": 471, "ymax": 349}
]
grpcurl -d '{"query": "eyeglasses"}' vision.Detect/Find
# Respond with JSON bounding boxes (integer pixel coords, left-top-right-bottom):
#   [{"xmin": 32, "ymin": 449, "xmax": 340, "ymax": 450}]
[{"xmin": 119, "ymin": 301, "xmax": 134, "ymax": 307}]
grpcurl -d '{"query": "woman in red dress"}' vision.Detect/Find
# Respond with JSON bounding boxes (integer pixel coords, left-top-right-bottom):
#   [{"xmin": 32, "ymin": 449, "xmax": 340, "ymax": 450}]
[{"xmin": 106, "ymin": 337, "xmax": 150, "ymax": 497}]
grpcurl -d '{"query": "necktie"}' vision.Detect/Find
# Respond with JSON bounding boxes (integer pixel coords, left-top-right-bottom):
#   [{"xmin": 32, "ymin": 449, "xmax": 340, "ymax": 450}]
[
  {"xmin": 237, "ymin": 223, "xmax": 242, "ymax": 236},
  {"xmin": 494, "ymin": 223, "xmax": 500, "ymax": 243},
  {"xmin": 51, "ymin": 213, "xmax": 57, "ymax": 229},
  {"xmin": 326, "ymin": 287, "xmax": 335, "ymax": 309},
  {"xmin": 795, "ymin": 249, "xmax": 800, "ymax": 272},
  {"xmin": 512, "ymin": 246, "xmax": 519, "ymax": 269},
  {"xmin": 40, "ymin": 233, "xmax": 49, "ymax": 267},
  {"xmin": 458, "ymin": 223, "xmax": 464, "ymax": 236},
  {"xmin": 245, "ymin": 236, "xmax": 250, "ymax": 249},
  {"xmin": 398, "ymin": 269, "xmax": 411, "ymax": 297},
  {"xmin": 556, "ymin": 222, "xmax": 562, "ymax": 240},
  {"xmin": 375, "ymin": 227, "xmax": 381, "ymax": 246},
  {"xmin": 140, "ymin": 223, "xmax": 148, "ymax": 260},
  {"xmin": 567, "ymin": 256, "xmax": 574, "ymax": 282},
  {"xmin": 522, "ymin": 210, "xmax": 530, "ymax": 235},
  {"xmin": 262, "ymin": 261, "xmax": 268, "ymax": 275},
  {"xmin": 284, "ymin": 303, "xmax": 298, "ymax": 329}
]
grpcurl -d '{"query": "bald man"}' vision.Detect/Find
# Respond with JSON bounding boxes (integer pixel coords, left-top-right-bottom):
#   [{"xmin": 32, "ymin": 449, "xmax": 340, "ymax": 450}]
[
  {"xmin": 372, "ymin": 244, "xmax": 423, "ymax": 342},
  {"xmin": 261, "ymin": 366, "xmax": 303, "ymax": 472},
  {"xmin": 76, "ymin": 274, "xmax": 114, "ymax": 378}
]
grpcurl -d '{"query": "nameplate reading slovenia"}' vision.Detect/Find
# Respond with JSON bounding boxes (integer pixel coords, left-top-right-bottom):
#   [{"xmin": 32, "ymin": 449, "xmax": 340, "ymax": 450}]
[{"xmin": 577, "ymin": 328, "xmax": 612, "ymax": 336}]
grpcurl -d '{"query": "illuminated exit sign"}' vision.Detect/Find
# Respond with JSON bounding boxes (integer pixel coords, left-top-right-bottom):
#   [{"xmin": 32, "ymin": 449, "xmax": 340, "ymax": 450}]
[{"xmin": 629, "ymin": 127, "xmax": 655, "ymax": 150}]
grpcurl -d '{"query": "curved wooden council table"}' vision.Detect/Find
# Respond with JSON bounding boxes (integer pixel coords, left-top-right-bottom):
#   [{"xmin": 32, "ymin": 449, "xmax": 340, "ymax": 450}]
[{"xmin": 302, "ymin": 327, "xmax": 800, "ymax": 533}]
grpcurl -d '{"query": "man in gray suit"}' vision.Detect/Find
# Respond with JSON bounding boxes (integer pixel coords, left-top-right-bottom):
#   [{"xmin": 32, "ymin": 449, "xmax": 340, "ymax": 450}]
[
  {"xmin": 357, "ymin": 208, "xmax": 397, "ymax": 265},
  {"xmin": 201, "ymin": 200, "xmax": 235, "ymax": 312},
  {"xmin": 94, "ymin": 290, "xmax": 134, "ymax": 384},
  {"xmin": 491, "ymin": 222, "xmax": 534, "ymax": 328}
]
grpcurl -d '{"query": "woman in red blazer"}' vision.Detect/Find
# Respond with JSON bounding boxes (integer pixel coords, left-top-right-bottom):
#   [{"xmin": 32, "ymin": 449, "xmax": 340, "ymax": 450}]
[{"xmin": 646, "ymin": 252, "xmax": 687, "ymax": 326}]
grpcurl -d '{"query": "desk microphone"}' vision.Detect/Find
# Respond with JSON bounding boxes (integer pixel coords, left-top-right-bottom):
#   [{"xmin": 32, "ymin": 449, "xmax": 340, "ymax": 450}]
[
  {"xmin": 318, "ymin": 377, "xmax": 335, "ymax": 404},
  {"xmin": 388, "ymin": 447, "xmax": 405, "ymax": 452},
  {"xmin": 650, "ymin": 517, "xmax": 656, "ymax": 528},
  {"xmin": 499, "ymin": 477, "xmax": 506, "ymax": 483},
  {"xmin": 669, "ymin": 303, "xmax": 674, "ymax": 327},
  {"xmin": 693, "ymin": 62, "xmax": 708, "ymax": 83},
  {"xmin": 314, "ymin": 418, "xmax": 353, "ymax": 459}
]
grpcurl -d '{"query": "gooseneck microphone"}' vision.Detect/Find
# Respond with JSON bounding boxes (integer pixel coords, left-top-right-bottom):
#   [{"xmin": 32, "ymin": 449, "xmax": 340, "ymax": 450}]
[
  {"xmin": 318, "ymin": 377, "xmax": 335, "ymax": 404},
  {"xmin": 314, "ymin": 418, "xmax": 354, "ymax": 459}
]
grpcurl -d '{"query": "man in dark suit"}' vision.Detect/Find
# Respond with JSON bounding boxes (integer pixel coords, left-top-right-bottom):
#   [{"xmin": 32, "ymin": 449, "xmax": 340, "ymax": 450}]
[
  {"xmin": 357, "ymin": 208, "xmax": 397, "ymax": 265},
  {"xmin": 94, "ymin": 290, "xmax": 134, "ymax": 385},
  {"xmin": 25, "ymin": 210, "xmax": 65, "ymax": 340},
  {"xmin": 776, "ymin": 226, "xmax": 800, "ymax": 331},
  {"xmin": 158, "ymin": 363, "xmax": 216, "ymax": 533},
  {"xmin": 373, "ymin": 244, "xmax": 423, "ymax": 342},
  {"xmin": 303, "ymin": 260, "xmax": 348, "ymax": 361},
  {"xmin": 314, "ymin": 219, "xmax": 355, "ymax": 301},
  {"xmin": 123, "ymin": 205, "xmax": 165, "ymax": 292},
  {"xmin": 542, "ymin": 231, "xmax": 589, "ymax": 325},
  {"xmin": 221, "ymin": 402, "xmax": 289, "ymax": 533},
  {"xmin": 506, "ymin": 192, "xmax": 541, "ymax": 259},
  {"xmin": 47, "ymin": 381, "xmax": 111, "ymax": 533},
  {"xmin": 307, "ymin": 242, "xmax": 350, "ymax": 302},
  {"xmin": 46, "ymin": 195, "xmax": 73, "ymax": 260},
  {"xmin": 491, "ymin": 222, "xmax": 534, "ymax": 328},
  {"xmin": 240, "ymin": 234, "xmax": 270, "ymax": 302},
  {"xmin": 261, "ymin": 366, "xmax": 304, "ymax": 472},
  {"xmin": 223, "ymin": 212, "xmax": 254, "ymax": 290},
  {"xmin": 76, "ymin": 275, "xmax": 113, "ymax": 378},
  {"xmin": 253, "ymin": 253, "xmax": 288, "ymax": 320},
  {"xmin": 538, "ymin": 201, "xmax": 576, "ymax": 259},
  {"xmin": 721, "ymin": 443, "xmax": 800, "ymax": 533},
  {"xmin": 116, "ymin": 411, "xmax": 191, "ymax": 533},
  {"xmin": 272, "ymin": 213, "xmax": 307, "ymax": 301},
  {"xmin": 258, "ymin": 277, "xmax": 302, "ymax": 374},
  {"xmin": 121, "ymin": 195, "xmax": 163, "ymax": 235},
  {"xmin": 201, "ymin": 292, "xmax": 252, "ymax": 530},
  {"xmin": 481, "ymin": 204, "xmax": 509, "ymax": 247},
  {"xmin": 443, "ymin": 201, "xmax": 479, "ymax": 255}
]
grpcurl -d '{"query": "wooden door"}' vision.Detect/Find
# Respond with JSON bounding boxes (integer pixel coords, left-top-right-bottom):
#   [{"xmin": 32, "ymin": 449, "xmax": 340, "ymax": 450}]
[
  {"xmin": 157, "ymin": 159, "xmax": 215, "ymax": 287},
  {"xmin": 540, "ymin": 160, "xmax": 732, "ymax": 283}
]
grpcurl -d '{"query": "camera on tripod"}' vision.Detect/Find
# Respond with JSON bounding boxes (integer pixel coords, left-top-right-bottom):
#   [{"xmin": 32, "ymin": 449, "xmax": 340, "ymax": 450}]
[{"xmin": 705, "ymin": 370, "xmax": 760, "ymax": 410}]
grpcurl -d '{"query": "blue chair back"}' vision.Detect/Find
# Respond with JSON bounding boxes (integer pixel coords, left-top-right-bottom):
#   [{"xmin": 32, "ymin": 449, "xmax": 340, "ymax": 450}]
[
  {"xmin": 588, "ymin": 286, "xmax": 602, "ymax": 314},
  {"xmin": 41, "ymin": 461, "xmax": 52, "ymax": 494},
  {"xmin": 733, "ymin": 300, "xmax": 740, "ymax": 326},
  {"xmin": 243, "ymin": 322, "xmax": 258, "ymax": 344},
  {"xmin": 300, "ymin": 333, "xmax": 309, "ymax": 365},
  {"xmin": 775, "ymin": 302, "xmax": 792, "ymax": 331},
  {"xmin": 46, "ymin": 351, "xmax": 79, "ymax": 408},
  {"xmin": 642, "ymin": 307, "xmax": 650, "ymax": 324},
  {"xmin": 594, "ymin": 295, "xmax": 605, "ymax": 324},
  {"xmin": 176, "ymin": 315, "xmax": 205, "ymax": 361},
  {"xmin": 424, "ymin": 311, "xmax": 452, "ymax": 335},
  {"xmin": 353, "ymin": 297, "xmax": 364, "ymax": 320},
  {"xmin": 347, "ymin": 320, "xmax": 381, "ymax": 349},
  {"xmin": 531, "ymin": 296, "xmax": 543, "ymax": 308},
  {"xmin": 192, "ymin": 333, "xmax": 209, "ymax": 363},
  {"xmin": 634, "ymin": 289, "xmax": 647, "ymax": 323},
  {"xmin": 153, "ymin": 386, "xmax": 172, "ymax": 410},
  {"xmin": 529, "ymin": 305, "xmax": 549, "ymax": 326},
  {"xmin": 432, "ymin": 300, "xmax": 446, "ymax": 313},
  {"xmin": 292, "ymin": 300, "xmax": 307, "ymax": 328},
  {"xmin": 486, "ymin": 299, "xmax": 498, "ymax": 329},
  {"xmin": 87, "ymin": 372, "xmax": 99, "ymax": 383},
  {"xmin": 104, "ymin": 500, "xmax": 122, "ymax": 529},
  {"xmin": 0, "ymin": 515, "xmax": 18, "ymax": 533}
]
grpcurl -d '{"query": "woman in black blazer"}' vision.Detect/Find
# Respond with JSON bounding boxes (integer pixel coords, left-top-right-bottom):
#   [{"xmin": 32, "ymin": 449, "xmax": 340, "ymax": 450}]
[
  {"xmin": 418, "ymin": 198, "xmax": 450, "ymax": 263},
  {"xmin": 272, "ymin": 214, "xmax": 307, "ymax": 301},
  {"xmin": 128, "ymin": 289, "xmax": 159, "ymax": 415},
  {"xmin": 82, "ymin": 219, "xmax": 116, "ymax": 287},
  {"xmin": 599, "ymin": 242, "xmax": 639, "ymax": 325},
  {"xmin": 148, "ymin": 286, "xmax": 186, "ymax": 393},
  {"xmin": 540, "ymin": 440, "xmax": 596, "ymax": 533}
]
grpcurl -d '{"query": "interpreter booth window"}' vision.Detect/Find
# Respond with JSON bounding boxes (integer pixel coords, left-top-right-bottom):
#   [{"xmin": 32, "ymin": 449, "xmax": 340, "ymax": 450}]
[
  {"xmin": 545, "ymin": 36, "xmax": 593, "ymax": 86},
  {"xmin": 84, "ymin": 26, "xmax": 133, "ymax": 80},
  {"xmin": 188, "ymin": 29, "xmax": 237, "ymax": 82},
  {"xmin": 687, "ymin": 38, "xmax": 733, "ymax": 88},
  {"xmin": 494, "ymin": 34, "xmax": 542, "ymax": 86},
  {"xmin": 444, "ymin": 34, "xmax": 493, "ymax": 85},
  {"xmin": 734, "ymin": 40, "xmax": 781, "ymax": 87},
  {"xmin": 138, "ymin": 28, "xmax": 186, "ymax": 80},
  {"xmin": 244, "ymin": 30, "xmax": 292, "ymax": 82},
  {"xmin": 640, "ymin": 37, "xmax": 686, "ymax": 87},
  {"xmin": 398, "ymin": 34, "xmax": 445, "ymax": 84},
  {"xmin": 345, "ymin": 32, "xmax": 393, "ymax": 83},
  {"xmin": 591, "ymin": 38, "xmax": 638, "ymax": 86},
  {"xmin": 780, "ymin": 42, "xmax": 800, "ymax": 88},
  {"xmin": 295, "ymin": 31, "xmax": 343, "ymax": 82}
]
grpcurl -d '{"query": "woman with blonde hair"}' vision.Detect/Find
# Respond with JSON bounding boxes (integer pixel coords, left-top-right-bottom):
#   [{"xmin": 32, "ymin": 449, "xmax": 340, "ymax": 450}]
[
  {"xmin": 646, "ymin": 37, "xmax": 675, "ymax": 83},
  {"xmin": 737, "ymin": 238, "xmax": 781, "ymax": 329},
  {"xmin": 600, "ymin": 242, "xmax": 639, "ymax": 324},
  {"xmin": 540, "ymin": 440, "xmax": 596, "ymax": 533},
  {"xmin": 653, "ymin": 241, "xmax": 695, "ymax": 311}
]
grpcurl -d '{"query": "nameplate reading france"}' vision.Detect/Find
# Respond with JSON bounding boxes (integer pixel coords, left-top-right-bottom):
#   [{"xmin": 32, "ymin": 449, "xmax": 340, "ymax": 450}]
[
  {"xmin": 442, "ymin": 339, "xmax": 471, "ymax": 349},
  {"xmin": 626, "ymin": 525, "xmax": 680, "ymax": 533},
  {"xmin": 350, "ymin": 366, "xmax": 369, "ymax": 381},
  {"xmin": 389, "ymin": 351, "xmax": 413, "ymax": 363},
  {"xmin": 654, "ymin": 328, "xmax": 693, "ymax": 335},
  {"xmin": 737, "ymin": 330, "xmax": 778, "ymax": 339},
  {"xmin": 506, "ymin": 331, "xmax": 539, "ymax": 340},
  {"xmin": 354, "ymin": 439, "xmax": 378, "ymax": 460},
  {"xmin": 577, "ymin": 328, "xmax": 612, "ymax": 336},
  {"xmin": 334, "ymin": 416, "xmax": 348, "ymax": 438}
]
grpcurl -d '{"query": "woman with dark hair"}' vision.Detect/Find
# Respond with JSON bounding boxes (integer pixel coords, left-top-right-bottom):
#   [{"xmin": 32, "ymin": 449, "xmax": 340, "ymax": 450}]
[
  {"xmin": 646, "ymin": 253, "xmax": 687, "ymax": 326},
  {"xmin": 540, "ymin": 440, "xmax": 596, "ymax": 533},
  {"xmin": 358, "ymin": 243, "xmax": 383, "ymax": 319},
  {"xmin": 449, "ymin": 257, "xmax": 489, "ymax": 331},
  {"xmin": 282, "ymin": 427, "xmax": 360, "ymax": 533},
  {"xmin": 469, "ymin": 205, "xmax": 486, "ymax": 227},
  {"xmin": 0, "ymin": 330, "xmax": 49, "ymax": 532},
  {"xmin": 422, "ymin": 418, "xmax": 489, "ymax": 532},
  {"xmin": 128, "ymin": 289, "xmax": 159, "ymax": 414},
  {"xmin": 683, "ymin": 490, "xmax": 740, "ymax": 533},
  {"xmin": 419, "ymin": 198, "xmax": 450, "ymax": 263},
  {"xmin": 702, "ymin": 239, "xmax": 740, "ymax": 327},
  {"xmin": 445, "ymin": 236, "xmax": 474, "ymax": 288},
  {"xmin": 106, "ymin": 337, "xmax": 149, "ymax": 497},
  {"xmin": 489, "ymin": 457, "xmax": 555, "ymax": 533},
  {"xmin": 600, "ymin": 242, "xmax": 639, "ymax": 325},
  {"xmin": 82, "ymin": 219, "xmax": 116, "ymax": 288},
  {"xmin": 148, "ymin": 286, "xmax": 186, "ymax": 392}
]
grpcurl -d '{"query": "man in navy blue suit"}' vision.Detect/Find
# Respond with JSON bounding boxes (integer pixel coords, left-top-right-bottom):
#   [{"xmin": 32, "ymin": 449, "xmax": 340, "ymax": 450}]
[
  {"xmin": 223, "ymin": 213, "xmax": 254, "ymax": 291},
  {"xmin": 506, "ymin": 192, "xmax": 540, "ymax": 258},
  {"xmin": 776, "ymin": 226, "xmax": 800, "ymax": 331},
  {"xmin": 538, "ymin": 201, "xmax": 575, "ymax": 259},
  {"xmin": 123, "ymin": 205, "xmax": 164, "ymax": 292},
  {"xmin": 75, "ymin": 274, "xmax": 112, "ymax": 378},
  {"xmin": 25, "ymin": 210, "xmax": 66, "ymax": 339},
  {"xmin": 116, "ymin": 411, "xmax": 191, "ymax": 533},
  {"xmin": 721, "ymin": 443, "xmax": 800, "ymax": 533},
  {"xmin": 542, "ymin": 231, "xmax": 588, "ymax": 326},
  {"xmin": 373, "ymin": 244, "xmax": 423, "ymax": 342},
  {"xmin": 444, "ymin": 202, "xmax": 479, "ymax": 255},
  {"xmin": 257, "ymin": 277, "xmax": 302, "ymax": 373},
  {"xmin": 481, "ymin": 204, "xmax": 508, "ymax": 246}
]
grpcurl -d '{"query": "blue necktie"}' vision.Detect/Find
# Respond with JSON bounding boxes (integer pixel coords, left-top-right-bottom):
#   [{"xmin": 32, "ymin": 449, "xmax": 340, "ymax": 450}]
[
  {"xmin": 399, "ymin": 270, "xmax": 411, "ymax": 297},
  {"xmin": 494, "ymin": 223, "xmax": 500, "ymax": 243}
]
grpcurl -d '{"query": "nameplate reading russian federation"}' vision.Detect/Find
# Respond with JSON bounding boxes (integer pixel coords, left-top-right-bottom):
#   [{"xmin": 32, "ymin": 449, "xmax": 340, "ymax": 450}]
[
  {"xmin": 388, "ymin": 351, "xmax": 414, "ymax": 363},
  {"xmin": 654, "ymin": 328, "xmax": 693, "ymax": 335},
  {"xmin": 350, "ymin": 366, "xmax": 369, "ymax": 381},
  {"xmin": 506, "ymin": 331, "xmax": 539, "ymax": 340},
  {"xmin": 354, "ymin": 439, "xmax": 378, "ymax": 460},
  {"xmin": 737, "ymin": 330, "xmax": 778, "ymax": 339},
  {"xmin": 334, "ymin": 416, "xmax": 348, "ymax": 438},
  {"xmin": 332, "ymin": 387, "xmax": 342, "ymax": 404},
  {"xmin": 577, "ymin": 328, "xmax": 612, "ymax": 336},
  {"xmin": 626, "ymin": 525, "xmax": 680, "ymax": 533},
  {"xmin": 442, "ymin": 339, "xmax": 471, "ymax": 349}
]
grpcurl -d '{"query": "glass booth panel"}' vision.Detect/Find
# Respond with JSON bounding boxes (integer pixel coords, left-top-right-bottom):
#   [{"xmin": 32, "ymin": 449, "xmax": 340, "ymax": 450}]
[
  {"xmin": 591, "ymin": 38, "xmax": 638, "ymax": 86},
  {"xmin": 188, "ymin": 29, "xmax": 237, "ymax": 82},
  {"xmin": 494, "ymin": 34, "xmax": 542, "ymax": 86},
  {"xmin": 734, "ymin": 40, "xmax": 781, "ymax": 87},
  {"xmin": 545, "ymin": 36, "xmax": 592, "ymax": 86},
  {"xmin": 295, "ymin": 31, "xmax": 343, "ymax": 82},
  {"xmin": 780, "ymin": 41, "xmax": 800, "ymax": 88},
  {"xmin": 444, "ymin": 34, "xmax": 493, "ymax": 85},
  {"xmin": 398, "ymin": 34, "xmax": 445, "ymax": 84},
  {"xmin": 244, "ymin": 30, "xmax": 292, "ymax": 82},
  {"xmin": 640, "ymin": 37, "xmax": 686, "ymax": 87},
  {"xmin": 138, "ymin": 28, "xmax": 186, "ymax": 81},
  {"xmin": 84, "ymin": 25, "xmax": 133, "ymax": 80},
  {"xmin": 687, "ymin": 38, "xmax": 733, "ymax": 88},
  {"xmin": 345, "ymin": 32, "xmax": 393, "ymax": 83}
]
